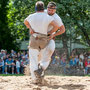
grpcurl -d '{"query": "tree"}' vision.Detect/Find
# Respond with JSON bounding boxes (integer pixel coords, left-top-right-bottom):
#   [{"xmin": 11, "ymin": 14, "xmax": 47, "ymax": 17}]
[
  {"xmin": 56, "ymin": 0, "xmax": 90, "ymax": 46},
  {"xmin": 6, "ymin": 0, "xmax": 90, "ymax": 52},
  {"xmin": 0, "ymin": 0, "xmax": 19, "ymax": 51}
]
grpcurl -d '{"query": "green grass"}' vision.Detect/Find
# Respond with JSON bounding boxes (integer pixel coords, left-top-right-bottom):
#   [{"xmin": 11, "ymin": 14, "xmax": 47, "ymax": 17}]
[
  {"xmin": 0, "ymin": 74, "xmax": 90, "ymax": 77},
  {"xmin": 46, "ymin": 74, "xmax": 90, "ymax": 77},
  {"xmin": 84, "ymin": 75, "xmax": 90, "ymax": 77},
  {"xmin": 0, "ymin": 74, "xmax": 24, "ymax": 76}
]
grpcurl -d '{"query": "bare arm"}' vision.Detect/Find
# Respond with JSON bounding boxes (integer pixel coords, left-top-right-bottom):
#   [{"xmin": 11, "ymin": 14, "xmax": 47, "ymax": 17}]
[
  {"xmin": 24, "ymin": 20, "xmax": 34, "ymax": 34},
  {"xmin": 48, "ymin": 25, "xmax": 65, "ymax": 40},
  {"xmin": 47, "ymin": 20, "xmax": 59, "ymax": 35},
  {"xmin": 24, "ymin": 20, "xmax": 30, "ymax": 29},
  {"xmin": 53, "ymin": 25, "xmax": 65, "ymax": 37}
]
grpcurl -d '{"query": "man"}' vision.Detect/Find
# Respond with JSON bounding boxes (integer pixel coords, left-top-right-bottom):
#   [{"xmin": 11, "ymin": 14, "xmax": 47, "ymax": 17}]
[
  {"xmin": 24, "ymin": 1, "xmax": 59, "ymax": 84},
  {"xmin": 0, "ymin": 57, "xmax": 4, "ymax": 74},
  {"xmin": 38, "ymin": 1, "xmax": 65, "ymax": 77},
  {"xmin": 5, "ymin": 56, "xmax": 14, "ymax": 74}
]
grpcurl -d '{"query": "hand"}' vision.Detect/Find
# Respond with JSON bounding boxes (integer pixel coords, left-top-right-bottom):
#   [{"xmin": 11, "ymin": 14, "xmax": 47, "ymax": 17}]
[
  {"xmin": 49, "ymin": 34, "xmax": 55, "ymax": 40},
  {"xmin": 29, "ymin": 29, "xmax": 35, "ymax": 34}
]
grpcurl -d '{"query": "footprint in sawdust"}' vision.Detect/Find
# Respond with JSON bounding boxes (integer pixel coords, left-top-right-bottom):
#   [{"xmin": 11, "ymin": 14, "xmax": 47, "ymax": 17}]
[
  {"xmin": 0, "ymin": 79, "xmax": 11, "ymax": 82},
  {"xmin": 33, "ymin": 87, "xmax": 41, "ymax": 90},
  {"xmin": 61, "ymin": 84, "xmax": 86, "ymax": 90}
]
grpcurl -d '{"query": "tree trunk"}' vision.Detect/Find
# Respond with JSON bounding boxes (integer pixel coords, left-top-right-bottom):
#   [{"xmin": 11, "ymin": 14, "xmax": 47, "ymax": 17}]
[{"xmin": 61, "ymin": 32, "xmax": 69, "ymax": 59}]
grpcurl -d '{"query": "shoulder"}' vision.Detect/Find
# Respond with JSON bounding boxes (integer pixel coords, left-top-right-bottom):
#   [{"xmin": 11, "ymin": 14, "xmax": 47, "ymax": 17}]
[
  {"xmin": 28, "ymin": 13, "xmax": 36, "ymax": 17},
  {"xmin": 25, "ymin": 13, "xmax": 36, "ymax": 20},
  {"xmin": 53, "ymin": 13, "xmax": 61, "ymax": 19}
]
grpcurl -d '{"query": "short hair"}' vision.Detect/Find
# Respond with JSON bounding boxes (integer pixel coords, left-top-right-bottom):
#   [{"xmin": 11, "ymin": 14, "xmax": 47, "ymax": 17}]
[
  {"xmin": 35, "ymin": 1, "xmax": 44, "ymax": 11},
  {"xmin": 47, "ymin": 1, "xmax": 56, "ymax": 8}
]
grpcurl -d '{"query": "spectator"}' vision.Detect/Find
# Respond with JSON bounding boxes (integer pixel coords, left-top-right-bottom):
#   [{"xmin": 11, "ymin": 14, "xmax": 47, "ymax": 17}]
[
  {"xmin": 5, "ymin": 56, "xmax": 14, "ymax": 74},
  {"xmin": 87, "ymin": 56, "xmax": 90, "ymax": 74},
  {"xmin": 79, "ymin": 53, "xmax": 84, "ymax": 61},
  {"xmin": 60, "ymin": 53, "xmax": 66, "ymax": 65},
  {"xmin": 0, "ymin": 57, "xmax": 4, "ymax": 74},
  {"xmin": 78, "ymin": 58, "xmax": 83, "ymax": 69},
  {"xmin": 74, "ymin": 55, "xmax": 79, "ymax": 64},
  {"xmin": 69, "ymin": 57, "xmax": 77, "ymax": 68},
  {"xmin": 20, "ymin": 56, "xmax": 27, "ymax": 74},
  {"xmin": 84, "ymin": 56, "xmax": 90, "ymax": 74},
  {"xmin": 60, "ymin": 53, "xmax": 66, "ymax": 74},
  {"xmin": 16, "ymin": 58, "xmax": 20, "ymax": 74},
  {"xmin": 0, "ymin": 49, "xmax": 5, "ymax": 58},
  {"xmin": 84, "ymin": 56, "xmax": 88, "ymax": 74},
  {"xmin": 10, "ymin": 50, "xmax": 15, "ymax": 57},
  {"xmin": 12, "ymin": 56, "xmax": 16, "ymax": 74},
  {"xmin": 25, "ymin": 51, "xmax": 29, "ymax": 59},
  {"xmin": 17, "ymin": 52, "xmax": 21, "ymax": 61}
]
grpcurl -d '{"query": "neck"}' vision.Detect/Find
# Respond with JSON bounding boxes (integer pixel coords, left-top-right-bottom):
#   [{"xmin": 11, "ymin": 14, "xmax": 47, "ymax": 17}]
[
  {"xmin": 37, "ymin": 10, "xmax": 44, "ymax": 13},
  {"xmin": 48, "ymin": 13, "xmax": 55, "ymax": 16}
]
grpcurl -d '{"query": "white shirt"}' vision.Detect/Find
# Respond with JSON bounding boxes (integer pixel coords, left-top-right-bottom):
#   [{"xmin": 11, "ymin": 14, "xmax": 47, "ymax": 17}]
[
  {"xmin": 16, "ymin": 61, "xmax": 20, "ymax": 68},
  {"xmin": 80, "ymin": 55, "xmax": 84, "ymax": 60},
  {"xmin": 25, "ymin": 12, "xmax": 54, "ymax": 35},
  {"xmin": 44, "ymin": 10, "xmax": 63, "ymax": 31}
]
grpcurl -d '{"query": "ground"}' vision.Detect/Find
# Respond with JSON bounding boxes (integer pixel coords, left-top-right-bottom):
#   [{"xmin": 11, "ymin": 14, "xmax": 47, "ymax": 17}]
[{"xmin": 0, "ymin": 76, "xmax": 90, "ymax": 90}]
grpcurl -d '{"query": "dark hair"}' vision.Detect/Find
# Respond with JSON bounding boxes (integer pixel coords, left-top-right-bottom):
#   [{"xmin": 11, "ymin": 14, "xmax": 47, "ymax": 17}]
[
  {"xmin": 8, "ymin": 56, "xmax": 12, "ymax": 58},
  {"xmin": 47, "ymin": 1, "xmax": 56, "ymax": 8},
  {"xmin": 35, "ymin": 1, "xmax": 44, "ymax": 11}
]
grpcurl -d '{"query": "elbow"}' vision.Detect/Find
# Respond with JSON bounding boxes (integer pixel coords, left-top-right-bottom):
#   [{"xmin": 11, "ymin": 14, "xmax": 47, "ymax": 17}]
[
  {"xmin": 62, "ymin": 28, "xmax": 65, "ymax": 33},
  {"xmin": 60, "ymin": 25, "xmax": 65, "ymax": 34}
]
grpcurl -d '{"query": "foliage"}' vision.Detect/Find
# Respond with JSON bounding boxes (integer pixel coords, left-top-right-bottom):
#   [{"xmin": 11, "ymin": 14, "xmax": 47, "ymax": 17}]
[
  {"xmin": 56, "ymin": 0, "xmax": 90, "ymax": 46},
  {"xmin": 0, "ymin": 0, "xmax": 90, "ymax": 51},
  {"xmin": 0, "ymin": 0, "xmax": 19, "ymax": 51}
]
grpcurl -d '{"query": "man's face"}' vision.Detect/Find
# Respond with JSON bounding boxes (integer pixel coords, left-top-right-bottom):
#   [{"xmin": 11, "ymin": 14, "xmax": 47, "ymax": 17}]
[{"xmin": 47, "ymin": 6, "xmax": 56, "ymax": 15}]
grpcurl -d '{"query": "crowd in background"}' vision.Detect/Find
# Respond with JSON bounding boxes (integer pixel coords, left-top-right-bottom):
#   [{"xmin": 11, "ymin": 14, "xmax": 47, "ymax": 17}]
[
  {"xmin": 51, "ymin": 50, "xmax": 90, "ymax": 75},
  {"xmin": 0, "ymin": 49, "xmax": 90, "ymax": 75},
  {"xmin": 0, "ymin": 49, "xmax": 29, "ymax": 74}
]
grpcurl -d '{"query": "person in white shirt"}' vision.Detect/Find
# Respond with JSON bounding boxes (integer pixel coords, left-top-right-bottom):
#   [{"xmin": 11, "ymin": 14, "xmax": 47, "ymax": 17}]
[
  {"xmin": 24, "ymin": 1, "xmax": 59, "ymax": 84},
  {"xmin": 38, "ymin": 1, "xmax": 65, "ymax": 76}
]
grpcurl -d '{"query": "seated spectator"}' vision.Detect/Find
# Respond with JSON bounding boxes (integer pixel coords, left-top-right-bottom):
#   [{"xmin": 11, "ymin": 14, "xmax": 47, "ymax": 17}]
[
  {"xmin": 16, "ymin": 58, "xmax": 20, "ymax": 74},
  {"xmin": 60, "ymin": 53, "xmax": 66, "ymax": 73},
  {"xmin": 87, "ymin": 56, "xmax": 90, "ymax": 74},
  {"xmin": 20, "ymin": 56, "xmax": 27, "ymax": 74},
  {"xmin": 5, "ymin": 56, "xmax": 14, "ymax": 74},
  {"xmin": 51, "ymin": 52, "xmax": 56, "ymax": 65},
  {"xmin": 69, "ymin": 57, "xmax": 77, "ymax": 68},
  {"xmin": 74, "ymin": 55, "xmax": 79, "ymax": 64},
  {"xmin": 0, "ymin": 49, "xmax": 5, "ymax": 58},
  {"xmin": 0, "ymin": 57, "xmax": 4, "ymax": 74},
  {"xmin": 12, "ymin": 56, "xmax": 16, "ymax": 74},
  {"xmin": 84, "ymin": 56, "xmax": 88, "ymax": 74},
  {"xmin": 10, "ymin": 50, "xmax": 15, "ymax": 57},
  {"xmin": 26, "ymin": 56, "xmax": 30, "ymax": 65},
  {"xmin": 17, "ymin": 52, "xmax": 21, "ymax": 61},
  {"xmin": 84, "ymin": 56, "xmax": 90, "ymax": 74},
  {"xmin": 60, "ymin": 53, "xmax": 66, "ymax": 67},
  {"xmin": 78, "ymin": 58, "xmax": 83, "ymax": 69},
  {"xmin": 79, "ymin": 53, "xmax": 84, "ymax": 61}
]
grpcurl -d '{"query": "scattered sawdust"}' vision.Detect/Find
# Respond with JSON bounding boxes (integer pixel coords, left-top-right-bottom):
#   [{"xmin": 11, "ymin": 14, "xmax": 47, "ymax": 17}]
[{"xmin": 0, "ymin": 76, "xmax": 90, "ymax": 90}]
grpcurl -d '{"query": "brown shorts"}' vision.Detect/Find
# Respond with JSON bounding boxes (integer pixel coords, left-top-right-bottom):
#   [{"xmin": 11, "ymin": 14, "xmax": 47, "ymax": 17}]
[{"xmin": 29, "ymin": 33, "xmax": 50, "ymax": 51}]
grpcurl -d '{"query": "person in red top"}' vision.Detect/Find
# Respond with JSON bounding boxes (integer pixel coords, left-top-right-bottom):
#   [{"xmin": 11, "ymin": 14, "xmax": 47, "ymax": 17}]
[{"xmin": 84, "ymin": 56, "xmax": 90, "ymax": 74}]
